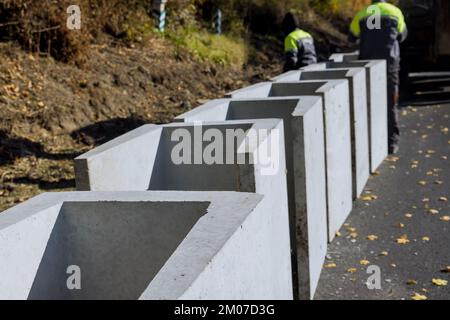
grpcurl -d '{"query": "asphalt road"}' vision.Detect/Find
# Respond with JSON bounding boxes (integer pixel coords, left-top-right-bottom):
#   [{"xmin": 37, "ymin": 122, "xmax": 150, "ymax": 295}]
[{"xmin": 315, "ymin": 103, "xmax": 450, "ymax": 300}]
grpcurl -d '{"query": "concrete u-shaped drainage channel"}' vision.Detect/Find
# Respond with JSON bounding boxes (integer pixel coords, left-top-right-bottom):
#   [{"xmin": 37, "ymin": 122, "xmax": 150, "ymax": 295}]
[{"xmin": 0, "ymin": 52, "xmax": 389, "ymax": 300}]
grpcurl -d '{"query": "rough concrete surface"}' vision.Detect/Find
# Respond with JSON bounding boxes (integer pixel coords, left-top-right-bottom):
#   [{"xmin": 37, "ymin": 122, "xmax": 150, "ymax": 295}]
[
  {"xmin": 229, "ymin": 81, "xmax": 353, "ymax": 242},
  {"xmin": 316, "ymin": 104, "xmax": 450, "ymax": 300},
  {"xmin": 272, "ymin": 68, "xmax": 370, "ymax": 199},
  {"xmin": 326, "ymin": 60, "xmax": 388, "ymax": 173},
  {"xmin": 177, "ymin": 97, "xmax": 328, "ymax": 299},
  {"xmin": 0, "ymin": 191, "xmax": 294, "ymax": 300}
]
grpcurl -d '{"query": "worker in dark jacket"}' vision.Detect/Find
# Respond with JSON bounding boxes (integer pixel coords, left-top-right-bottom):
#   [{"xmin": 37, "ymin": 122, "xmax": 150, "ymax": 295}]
[
  {"xmin": 350, "ymin": 0, "xmax": 408, "ymax": 154},
  {"xmin": 282, "ymin": 12, "xmax": 317, "ymax": 72}
]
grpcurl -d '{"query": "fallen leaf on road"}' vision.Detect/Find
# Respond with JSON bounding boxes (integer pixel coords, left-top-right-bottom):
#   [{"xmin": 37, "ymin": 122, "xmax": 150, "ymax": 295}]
[
  {"xmin": 396, "ymin": 235, "xmax": 410, "ymax": 244},
  {"xmin": 411, "ymin": 293, "xmax": 427, "ymax": 300},
  {"xmin": 418, "ymin": 181, "xmax": 427, "ymax": 186},
  {"xmin": 361, "ymin": 195, "xmax": 378, "ymax": 201},
  {"xmin": 440, "ymin": 266, "xmax": 450, "ymax": 273},
  {"xmin": 387, "ymin": 156, "xmax": 400, "ymax": 162},
  {"xmin": 379, "ymin": 251, "xmax": 389, "ymax": 256},
  {"xmin": 440, "ymin": 216, "xmax": 450, "ymax": 222},
  {"xmin": 439, "ymin": 197, "xmax": 448, "ymax": 202},
  {"xmin": 350, "ymin": 232, "xmax": 358, "ymax": 239},
  {"xmin": 422, "ymin": 198, "xmax": 430, "ymax": 203},
  {"xmin": 432, "ymin": 279, "xmax": 448, "ymax": 286},
  {"xmin": 367, "ymin": 235, "xmax": 378, "ymax": 241},
  {"xmin": 324, "ymin": 263, "xmax": 337, "ymax": 268},
  {"xmin": 422, "ymin": 236, "xmax": 430, "ymax": 242},
  {"xmin": 347, "ymin": 268, "xmax": 357, "ymax": 274},
  {"xmin": 428, "ymin": 209, "xmax": 439, "ymax": 215},
  {"xmin": 435, "ymin": 180, "xmax": 444, "ymax": 185},
  {"xmin": 407, "ymin": 280, "xmax": 418, "ymax": 285},
  {"xmin": 405, "ymin": 213, "xmax": 413, "ymax": 218},
  {"xmin": 359, "ymin": 260, "xmax": 370, "ymax": 266},
  {"xmin": 397, "ymin": 222, "xmax": 405, "ymax": 228}
]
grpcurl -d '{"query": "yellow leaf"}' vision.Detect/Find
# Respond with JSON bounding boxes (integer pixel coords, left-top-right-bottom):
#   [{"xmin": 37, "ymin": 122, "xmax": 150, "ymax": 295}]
[
  {"xmin": 396, "ymin": 235, "xmax": 410, "ymax": 244},
  {"xmin": 432, "ymin": 279, "xmax": 448, "ymax": 286},
  {"xmin": 439, "ymin": 197, "xmax": 448, "ymax": 202},
  {"xmin": 324, "ymin": 263, "xmax": 337, "ymax": 268},
  {"xmin": 412, "ymin": 293, "xmax": 427, "ymax": 300},
  {"xmin": 435, "ymin": 180, "xmax": 444, "ymax": 185},
  {"xmin": 350, "ymin": 232, "xmax": 358, "ymax": 239},
  {"xmin": 407, "ymin": 280, "xmax": 418, "ymax": 285},
  {"xmin": 347, "ymin": 268, "xmax": 358, "ymax": 274},
  {"xmin": 422, "ymin": 236, "xmax": 430, "ymax": 242},
  {"xmin": 418, "ymin": 181, "xmax": 427, "ymax": 186},
  {"xmin": 335, "ymin": 231, "xmax": 342, "ymax": 237},
  {"xmin": 359, "ymin": 259, "xmax": 370, "ymax": 266},
  {"xmin": 367, "ymin": 235, "xmax": 378, "ymax": 241},
  {"xmin": 397, "ymin": 222, "xmax": 405, "ymax": 228},
  {"xmin": 361, "ymin": 194, "xmax": 378, "ymax": 201},
  {"xmin": 387, "ymin": 156, "xmax": 400, "ymax": 162},
  {"xmin": 440, "ymin": 216, "xmax": 450, "ymax": 222},
  {"xmin": 379, "ymin": 251, "xmax": 389, "ymax": 256},
  {"xmin": 405, "ymin": 213, "xmax": 413, "ymax": 218},
  {"xmin": 428, "ymin": 209, "xmax": 439, "ymax": 215}
]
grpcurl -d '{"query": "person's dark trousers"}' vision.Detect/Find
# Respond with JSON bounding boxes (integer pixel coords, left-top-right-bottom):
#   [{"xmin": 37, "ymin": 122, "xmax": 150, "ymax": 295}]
[{"xmin": 387, "ymin": 68, "xmax": 400, "ymax": 153}]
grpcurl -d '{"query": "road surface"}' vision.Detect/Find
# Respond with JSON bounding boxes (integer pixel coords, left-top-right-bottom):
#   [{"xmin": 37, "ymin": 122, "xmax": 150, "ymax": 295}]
[{"xmin": 315, "ymin": 102, "xmax": 450, "ymax": 300}]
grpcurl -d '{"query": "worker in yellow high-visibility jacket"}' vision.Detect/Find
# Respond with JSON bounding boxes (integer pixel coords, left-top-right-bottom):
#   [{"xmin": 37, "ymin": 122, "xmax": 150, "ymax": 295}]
[
  {"xmin": 350, "ymin": 0, "xmax": 408, "ymax": 154},
  {"xmin": 282, "ymin": 12, "xmax": 317, "ymax": 72}
]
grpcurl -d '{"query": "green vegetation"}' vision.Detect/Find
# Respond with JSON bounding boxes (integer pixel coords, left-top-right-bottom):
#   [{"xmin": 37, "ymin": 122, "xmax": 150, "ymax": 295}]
[{"xmin": 167, "ymin": 28, "xmax": 248, "ymax": 67}]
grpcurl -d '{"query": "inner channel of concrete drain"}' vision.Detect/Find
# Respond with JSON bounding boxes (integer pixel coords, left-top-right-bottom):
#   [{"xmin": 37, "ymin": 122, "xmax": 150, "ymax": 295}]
[
  {"xmin": 28, "ymin": 201, "xmax": 209, "ymax": 300},
  {"xmin": 270, "ymin": 82, "xmax": 326, "ymax": 97},
  {"xmin": 148, "ymin": 124, "xmax": 253, "ymax": 191}
]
